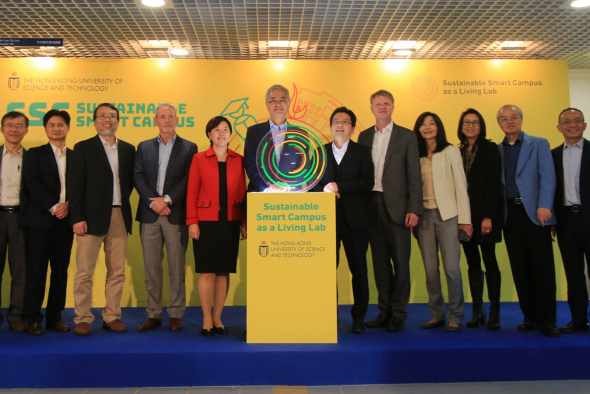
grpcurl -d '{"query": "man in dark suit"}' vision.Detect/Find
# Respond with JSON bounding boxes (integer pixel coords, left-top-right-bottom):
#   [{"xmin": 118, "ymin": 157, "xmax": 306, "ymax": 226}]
[
  {"xmin": 68, "ymin": 103, "xmax": 135, "ymax": 336},
  {"xmin": 552, "ymin": 107, "xmax": 590, "ymax": 334},
  {"xmin": 134, "ymin": 103, "xmax": 197, "ymax": 332},
  {"xmin": 497, "ymin": 104, "xmax": 558, "ymax": 337},
  {"xmin": 244, "ymin": 84, "xmax": 291, "ymax": 192},
  {"xmin": 0, "ymin": 111, "xmax": 29, "ymax": 333},
  {"xmin": 21, "ymin": 109, "xmax": 74, "ymax": 335},
  {"xmin": 358, "ymin": 90, "xmax": 422, "ymax": 332},
  {"xmin": 315, "ymin": 107, "xmax": 374, "ymax": 333}
]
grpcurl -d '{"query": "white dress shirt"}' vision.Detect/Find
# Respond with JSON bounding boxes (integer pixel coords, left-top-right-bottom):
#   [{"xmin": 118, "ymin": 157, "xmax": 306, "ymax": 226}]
[
  {"xmin": 49, "ymin": 143, "xmax": 67, "ymax": 213},
  {"xmin": 0, "ymin": 146, "xmax": 24, "ymax": 206},
  {"xmin": 100, "ymin": 136, "xmax": 122, "ymax": 206},
  {"xmin": 563, "ymin": 139, "xmax": 583, "ymax": 206},
  {"xmin": 371, "ymin": 120, "xmax": 393, "ymax": 192}
]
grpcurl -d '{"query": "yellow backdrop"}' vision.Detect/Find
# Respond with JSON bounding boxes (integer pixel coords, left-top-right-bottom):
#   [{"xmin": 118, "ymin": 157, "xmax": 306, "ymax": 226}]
[{"xmin": 0, "ymin": 58, "xmax": 570, "ymax": 309}]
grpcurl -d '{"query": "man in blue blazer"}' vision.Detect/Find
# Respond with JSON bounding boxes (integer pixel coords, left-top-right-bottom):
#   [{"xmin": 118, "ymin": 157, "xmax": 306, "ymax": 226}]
[
  {"xmin": 497, "ymin": 104, "xmax": 558, "ymax": 337},
  {"xmin": 552, "ymin": 108, "xmax": 590, "ymax": 334},
  {"xmin": 134, "ymin": 103, "xmax": 197, "ymax": 332}
]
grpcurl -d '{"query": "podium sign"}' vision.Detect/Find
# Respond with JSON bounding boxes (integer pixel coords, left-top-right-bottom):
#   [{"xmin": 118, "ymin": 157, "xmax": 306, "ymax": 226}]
[{"xmin": 247, "ymin": 192, "xmax": 337, "ymax": 343}]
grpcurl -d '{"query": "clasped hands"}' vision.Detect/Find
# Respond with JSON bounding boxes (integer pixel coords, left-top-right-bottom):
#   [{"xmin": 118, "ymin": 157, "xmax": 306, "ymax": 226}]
[{"xmin": 150, "ymin": 197, "xmax": 170, "ymax": 216}]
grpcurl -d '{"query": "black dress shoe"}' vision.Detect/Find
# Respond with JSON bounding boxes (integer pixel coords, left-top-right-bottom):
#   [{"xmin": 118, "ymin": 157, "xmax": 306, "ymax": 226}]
[
  {"xmin": 387, "ymin": 317, "xmax": 405, "ymax": 332},
  {"xmin": 201, "ymin": 328, "xmax": 215, "ymax": 337},
  {"xmin": 517, "ymin": 321, "xmax": 538, "ymax": 332},
  {"xmin": 213, "ymin": 325, "xmax": 229, "ymax": 335},
  {"xmin": 364, "ymin": 314, "xmax": 390, "ymax": 328},
  {"xmin": 422, "ymin": 320, "xmax": 445, "ymax": 329},
  {"xmin": 351, "ymin": 318, "xmax": 365, "ymax": 334},
  {"xmin": 27, "ymin": 323, "xmax": 44, "ymax": 336},
  {"xmin": 541, "ymin": 323, "xmax": 560, "ymax": 337},
  {"xmin": 559, "ymin": 321, "xmax": 590, "ymax": 333}
]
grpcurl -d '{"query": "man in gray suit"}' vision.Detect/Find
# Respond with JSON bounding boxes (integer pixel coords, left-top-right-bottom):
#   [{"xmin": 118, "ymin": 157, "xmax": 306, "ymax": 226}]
[
  {"xmin": 134, "ymin": 103, "xmax": 197, "ymax": 332},
  {"xmin": 358, "ymin": 90, "xmax": 422, "ymax": 332}
]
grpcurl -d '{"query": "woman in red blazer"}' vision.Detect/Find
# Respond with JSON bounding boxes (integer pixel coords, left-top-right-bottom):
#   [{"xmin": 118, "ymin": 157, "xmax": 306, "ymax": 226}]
[{"xmin": 187, "ymin": 116, "xmax": 247, "ymax": 337}]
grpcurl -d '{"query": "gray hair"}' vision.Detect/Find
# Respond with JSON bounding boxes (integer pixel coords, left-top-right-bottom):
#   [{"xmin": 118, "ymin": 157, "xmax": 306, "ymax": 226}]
[
  {"xmin": 264, "ymin": 85, "xmax": 290, "ymax": 102},
  {"xmin": 156, "ymin": 103, "xmax": 177, "ymax": 116},
  {"xmin": 496, "ymin": 104, "xmax": 523, "ymax": 122}
]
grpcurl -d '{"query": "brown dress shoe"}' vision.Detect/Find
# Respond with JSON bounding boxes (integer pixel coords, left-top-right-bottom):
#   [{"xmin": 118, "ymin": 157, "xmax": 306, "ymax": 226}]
[
  {"xmin": 168, "ymin": 318, "xmax": 183, "ymax": 331},
  {"xmin": 27, "ymin": 322, "xmax": 44, "ymax": 336},
  {"xmin": 9, "ymin": 320, "xmax": 27, "ymax": 333},
  {"xmin": 74, "ymin": 322, "xmax": 92, "ymax": 336},
  {"xmin": 102, "ymin": 319, "xmax": 127, "ymax": 333},
  {"xmin": 47, "ymin": 320, "xmax": 71, "ymax": 332},
  {"xmin": 138, "ymin": 318, "xmax": 162, "ymax": 331}
]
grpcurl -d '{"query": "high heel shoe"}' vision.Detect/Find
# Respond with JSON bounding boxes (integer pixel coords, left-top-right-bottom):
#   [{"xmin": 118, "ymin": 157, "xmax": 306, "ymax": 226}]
[
  {"xmin": 201, "ymin": 327, "xmax": 214, "ymax": 337},
  {"xmin": 213, "ymin": 325, "xmax": 229, "ymax": 335}
]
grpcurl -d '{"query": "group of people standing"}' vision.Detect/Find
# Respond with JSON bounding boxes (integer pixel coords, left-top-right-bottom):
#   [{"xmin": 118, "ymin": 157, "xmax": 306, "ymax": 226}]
[{"xmin": 0, "ymin": 85, "xmax": 588, "ymax": 340}]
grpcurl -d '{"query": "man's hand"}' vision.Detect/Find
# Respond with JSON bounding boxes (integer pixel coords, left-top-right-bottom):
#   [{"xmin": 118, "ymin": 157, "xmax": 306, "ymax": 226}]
[
  {"xmin": 537, "ymin": 207, "xmax": 552, "ymax": 227},
  {"xmin": 150, "ymin": 197, "xmax": 168, "ymax": 214},
  {"xmin": 73, "ymin": 221, "xmax": 88, "ymax": 236},
  {"xmin": 324, "ymin": 182, "xmax": 339, "ymax": 193},
  {"xmin": 159, "ymin": 206, "xmax": 171, "ymax": 216},
  {"xmin": 405, "ymin": 213, "xmax": 419, "ymax": 228},
  {"xmin": 53, "ymin": 202, "xmax": 69, "ymax": 219}
]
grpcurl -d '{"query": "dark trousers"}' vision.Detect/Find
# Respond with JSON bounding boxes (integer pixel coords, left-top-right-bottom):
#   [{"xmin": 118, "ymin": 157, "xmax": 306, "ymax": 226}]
[
  {"xmin": 462, "ymin": 242, "xmax": 500, "ymax": 282},
  {"xmin": 24, "ymin": 218, "xmax": 73, "ymax": 325},
  {"xmin": 368, "ymin": 192, "xmax": 411, "ymax": 321},
  {"xmin": 0, "ymin": 210, "xmax": 26, "ymax": 325},
  {"xmin": 556, "ymin": 207, "xmax": 590, "ymax": 324},
  {"xmin": 503, "ymin": 202, "xmax": 556, "ymax": 324},
  {"xmin": 336, "ymin": 204, "xmax": 369, "ymax": 320}
]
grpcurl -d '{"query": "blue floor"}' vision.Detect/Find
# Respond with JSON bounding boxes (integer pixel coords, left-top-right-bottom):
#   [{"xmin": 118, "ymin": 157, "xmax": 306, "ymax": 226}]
[{"xmin": 0, "ymin": 302, "xmax": 589, "ymax": 389}]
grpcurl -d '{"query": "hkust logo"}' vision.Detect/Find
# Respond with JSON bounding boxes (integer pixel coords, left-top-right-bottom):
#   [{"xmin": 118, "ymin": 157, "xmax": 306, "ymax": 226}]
[
  {"xmin": 8, "ymin": 72, "xmax": 20, "ymax": 90},
  {"xmin": 259, "ymin": 241, "xmax": 269, "ymax": 258}
]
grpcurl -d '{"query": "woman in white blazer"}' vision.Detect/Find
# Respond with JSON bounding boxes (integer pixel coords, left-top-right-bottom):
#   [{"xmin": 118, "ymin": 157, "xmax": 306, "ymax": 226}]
[{"xmin": 413, "ymin": 112, "xmax": 473, "ymax": 332}]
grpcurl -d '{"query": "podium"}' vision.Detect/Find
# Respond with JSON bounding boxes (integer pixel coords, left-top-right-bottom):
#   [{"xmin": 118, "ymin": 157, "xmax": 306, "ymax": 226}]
[{"xmin": 247, "ymin": 192, "xmax": 337, "ymax": 343}]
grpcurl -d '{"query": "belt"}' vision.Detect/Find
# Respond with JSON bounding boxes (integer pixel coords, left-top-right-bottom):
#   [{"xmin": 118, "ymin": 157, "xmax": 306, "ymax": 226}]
[
  {"xmin": 112, "ymin": 205, "xmax": 121, "ymax": 208},
  {"xmin": 565, "ymin": 205, "xmax": 581, "ymax": 213},
  {"xmin": 0, "ymin": 205, "xmax": 20, "ymax": 212},
  {"xmin": 507, "ymin": 198, "xmax": 523, "ymax": 205}
]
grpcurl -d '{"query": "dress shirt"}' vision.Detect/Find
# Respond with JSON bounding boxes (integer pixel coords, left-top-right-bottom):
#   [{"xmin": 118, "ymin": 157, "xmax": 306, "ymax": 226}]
[
  {"xmin": 269, "ymin": 119, "xmax": 288, "ymax": 162},
  {"xmin": 0, "ymin": 146, "xmax": 23, "ymax": 206},
  {"xmin": 156, "ymin": 134, "xmax": 175, "ymax": 202},
  {"xmin": 332, "ymin": 140, "xmax": 349, "ymax": 165},
  {"xmin": 100, "ymin": 136, "xmax": 122, "ymax": 206},
  {"xmin": 502, "ymin": 132, "xmax": 524, "ymax": 200},
  {"xmin": 371, "ymin": 120, "xmax": 393, "ymax": 192},
  {"xmin": 49, "ymin": 143, "xmax": 67, "ymax": 213},
  {"xmin": 563, "ymin": 139, "xmax": 583, "ymax": 206}
]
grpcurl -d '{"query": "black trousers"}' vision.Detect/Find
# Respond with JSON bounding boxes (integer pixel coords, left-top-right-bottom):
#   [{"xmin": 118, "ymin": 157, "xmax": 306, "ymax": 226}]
[
  {"xmin": 24, "ymin": 218, "xmax": 74, "ymax": 325},
  {"xmin": 336, "ymin": 204, "xmax": 369, "ymax": 320},
  {"xmin": 556, "ymin": 207, "xmax": 590, "ymax": 324},
  {"xmin": 462, "ymin": 242, "xmax": 500, "ymax": 277},
  {"xmin": 503, "ymin": 202, "xmax": 556, "ymax": 324},
  {"xmin": 0, "ymin": 210, "xmax": 26, "ymax": 325}
]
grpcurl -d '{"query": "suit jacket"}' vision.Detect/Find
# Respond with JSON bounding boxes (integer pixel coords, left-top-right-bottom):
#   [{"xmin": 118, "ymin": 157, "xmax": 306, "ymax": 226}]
[
  {"xmin": 498, "ymin": 131, "xmax": 556, "ymax": 226},
  {"xmin": 552, "ymin": 138, "xmax": 590, "ymax": 227},
  {"xmin": 21, "ymin": 143, "xmax": 73, "ymax": 231},
  {"xmin": 134, "ymin": 135, "xmax": 198, "ymax": 225},
  {"xmin": 464, "ymin": 139, "xmax": 503, "ymax": 243},
  {"xmin": 357, "ymin": 123, "xmax": 423, "ymax": 225},
  {"xmin": 186, "ymin": 147, "xmax": 246, "ymax": 225},
  {"xmin": 68, "ymin": 135, "xmax": 136, "ymax": 235},
  {"xmin": 0, "ymin": 144, "xmax": 27, "ymax": 210},
  {"xmin": 421, "ymin": 145, "xmax": 471, "ymax": 224},
  {"xmin": 314, "ymin": 141, "xmax": 374, "ymax": 230}
]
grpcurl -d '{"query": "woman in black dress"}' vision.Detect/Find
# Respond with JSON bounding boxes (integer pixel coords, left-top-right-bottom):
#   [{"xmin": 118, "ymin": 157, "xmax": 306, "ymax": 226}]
[
  {"xmin": 187, "ymin": 116, "xmax": 247, "ymax": 336},
  {"xmin": 457, "ymin": 108, "xmax": 503, "ymax": 330}
]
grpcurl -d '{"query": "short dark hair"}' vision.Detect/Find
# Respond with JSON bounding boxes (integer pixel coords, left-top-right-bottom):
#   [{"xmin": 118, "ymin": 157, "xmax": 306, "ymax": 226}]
[
  {"xmin": 457, "ymin": 108, "xmax": 488, "ymax": 150},
  {"xmin": 205, "ymin": 116, "xmax": 232, "ymax": 145},
  {"xmin": 558, "ymin": 107, "xmax": 585, "ymax": 123},
  {"xmin": 413, "ymin": 112, "xmax": 451, "ymax": 157},
  {"xmin": 1, "ymin": 111, "xmax": 29, "ymax": 128},
  {"xmin": 329, "ymin": 106, "xmax": 357, "ymax": 128},
  {"xmin": 43, "ymin": 109, "xmax": 71, "ymax": 127},
  {"xmin": 370, "ymin": 90, "xmax": 394, "ymax": 105},
  {"xmin": 93, "ymin": 103, "xmax": 119, "ymax": 121}
]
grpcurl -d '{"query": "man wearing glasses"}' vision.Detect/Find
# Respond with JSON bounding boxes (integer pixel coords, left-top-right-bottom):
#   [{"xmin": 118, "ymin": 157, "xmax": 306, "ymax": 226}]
[
  {"xmin": 0, "ymin": 111, "xmax": 29, "ymax": 333},
  {"xmin": 244, "ymin": 84, "xmax": 291, "ymax": 192},
  {"xmin": 68, "ymin": 103, "xmax": 135, "ymax": 336},
  {"xmin": 497, "ymin": 104, "xmax": 558, "ymax": 337},
  {"xmin": 552, "ymin": 108, "xmax": 590, "ymax": 334}
]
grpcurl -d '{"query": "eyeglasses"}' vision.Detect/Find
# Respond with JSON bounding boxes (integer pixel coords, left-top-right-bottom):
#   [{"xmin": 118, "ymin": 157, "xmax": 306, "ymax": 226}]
[
  {"xmin": 267, "ymin": 98, "xmax": 289, "ymax": 104},
  {"xmin": 560, "ymin": 119, "xmax": 585, "ymax": 126},
  {"xmin": 96, "ymin": 113, "xmax": 118, "ymax": 120},
  {"xmin": 462, "ymin": 120, "xmax": 480, "ymax": 126},
  {"xmin": 331, "ymin": 120, "xmax": 352, "ymax": 126},
  {"xmin": 499, "ymin": 115, "xmax": 521, "ymax": 123},
  {"xmin": 2, "ymin": 123, "xmax": 25, "ymax": 130}
]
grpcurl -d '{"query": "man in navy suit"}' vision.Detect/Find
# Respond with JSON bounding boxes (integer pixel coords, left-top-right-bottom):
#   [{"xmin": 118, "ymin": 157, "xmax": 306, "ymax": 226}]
[
  {"xmin": 552, "ymin": 108, "xmax": 590, "ymax": 334},
  {"xmin": 497, "ymin": 104, "xmax": 559, "ymax": 337},
  {"xmin": 315, "ymin": 107, "xmax": 374, "ymax": 333},
  {"xmin": 134, "ymin": 103, "xmax": 197, "ymax": 332},
  {"xmin": 21, "ymin": 110, "xmax": 74, "ymax": 335},
  {"xmin": 243, "ymin": 84, "xmax": 291, "ymax": 192}
]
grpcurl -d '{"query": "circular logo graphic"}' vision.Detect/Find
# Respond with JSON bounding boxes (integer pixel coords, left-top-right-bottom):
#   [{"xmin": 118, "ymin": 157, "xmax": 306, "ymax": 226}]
[
  {"xmin": 412, "ymin": 74, "xmax": 438, "ymax": 101},
  {"xmin": 256, "ymin": 125, "xmax": 327, "ymax": 192}
]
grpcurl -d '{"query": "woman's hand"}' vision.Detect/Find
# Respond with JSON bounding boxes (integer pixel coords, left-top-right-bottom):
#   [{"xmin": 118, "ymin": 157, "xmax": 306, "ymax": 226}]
[
  {"xmin": 481, "ymin": 218, "xmax": 492, "ymax": 236},
  {"xmin": 241, "ymin": 225, "xmax": 247, "ymax": 240},
  {"xmin": 189, "ymin": 223, "xmax": 200, "ymax": 240},
  {"xmin": 459, "ymin": 223, "xmax": 473, "ymax": 238}
]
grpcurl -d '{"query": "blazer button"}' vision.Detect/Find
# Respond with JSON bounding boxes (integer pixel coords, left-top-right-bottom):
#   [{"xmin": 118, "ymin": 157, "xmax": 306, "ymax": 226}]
[{"xmin": 200, "ymin": 202, "xmax": 204, "ymax": 205}]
